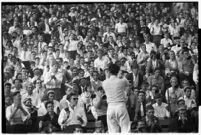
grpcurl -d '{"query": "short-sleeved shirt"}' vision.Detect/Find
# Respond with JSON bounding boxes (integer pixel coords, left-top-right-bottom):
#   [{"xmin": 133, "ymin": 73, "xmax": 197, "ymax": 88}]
[
  {"xmin": 102, "ymin": 75, "xmax": 129, "ymax": 104},
  {"xmin": 115, "ymin": 23, "xmax": 128, "ymax": 33}
]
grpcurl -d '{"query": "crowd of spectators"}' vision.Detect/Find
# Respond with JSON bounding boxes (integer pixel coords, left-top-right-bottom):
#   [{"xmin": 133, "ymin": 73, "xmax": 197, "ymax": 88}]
[{"xmin": 2, "ymin": 3, "xmax": 198, "ymax": 133}]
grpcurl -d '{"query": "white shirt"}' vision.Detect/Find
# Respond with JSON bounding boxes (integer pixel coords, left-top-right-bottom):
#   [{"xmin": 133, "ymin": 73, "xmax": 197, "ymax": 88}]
[
  {"xmin": 115, "ymin": 22, "xmax": 128, "ymax": 33},
  {"xmin": 94, "ymin": 56, "xmax": 110, "ymax": 71},
  {"xmin": 152, "ymin": 102, "xmax": 170, "ymax": 118},
  {"xmin": 168, "ymin": 25, "xmax": 180, "ymax": 37},
  {"xmin": 102, "ymin": 75, "xmax": 129, "ymax": 104},
  {"xmin": 67, "ymin": 40, "xmax": 79, "ymax": 51},
  {"xmin": 144, "ymin": 42, "xmax": 157, "ymax": 54},
  {"xmin": 160, "ymin": 38, "xmax": 173, "ymax": 48},
  {"xmin": 21, "ymin": 93, "xmax": 41, "ymax": 108},
  {"xmin": 44, "ymin": 69, "xmax": 63, "ymax": 89},
  {"xmin": 150, "ymin": 24, "xmax": 162, "ymax": 35},
  {"xmin": 184, "ymin": 95, "xmax": 197, "ymax": 110},
  {"xmin": 6, "ymin": 104, "xmax": 30, "ymax": 125},
  {"xmin": 102, "ymin": 32, "xmax": 116, "ymax": 42},
  {"xmin": 171, "ymin": 45, "xmax": 182, "ymax": 54},
  {"xmin": 20, "ymin": 50, "xmax": 31, "ymax": 61},
  {"xmin": 58, "ymin": 103, "xmax": 87, "ymax": 129}
]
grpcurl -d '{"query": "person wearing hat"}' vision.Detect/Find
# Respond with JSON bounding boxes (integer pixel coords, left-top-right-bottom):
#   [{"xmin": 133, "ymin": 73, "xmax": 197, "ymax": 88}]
[
  {"xmin": 47, "ymin": 89, "xmax": 60, "ymax": 114},
  {"xmin": 152, "ymin": 94, "xmax": 170, "ymax": 120},
  {"xmin": 145, "ymin": 105, "xmax": 161, "ymax": 132},
  {"xmin": 6, "ymin": 91, "xmax": 30, "ymax": 133},
  {"xmin": 44, "ymin": 61, "xmax": 64, "ymax": 100},
  {"xmin": 22, "ymin": 82, "xmax": 41, "ymax": 108},
  {"xmin": 23, "ymin": 97, "xmax": 38, "ymax": 132},
  {"xmin": 169, "ymin": 104, "xmax": 194, "ymax": 132}
]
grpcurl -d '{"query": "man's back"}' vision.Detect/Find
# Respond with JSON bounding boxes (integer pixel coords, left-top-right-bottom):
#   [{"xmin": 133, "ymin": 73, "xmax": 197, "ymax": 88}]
[{"xmin": 103, "ymin": 76, "xmax": 128, "ymax": 104}]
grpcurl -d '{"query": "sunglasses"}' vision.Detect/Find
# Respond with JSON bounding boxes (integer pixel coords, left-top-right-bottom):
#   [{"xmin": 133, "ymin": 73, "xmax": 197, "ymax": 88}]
[{"xmin": 73, "ymin": 98, "xmax": 78, "ymax": 100}]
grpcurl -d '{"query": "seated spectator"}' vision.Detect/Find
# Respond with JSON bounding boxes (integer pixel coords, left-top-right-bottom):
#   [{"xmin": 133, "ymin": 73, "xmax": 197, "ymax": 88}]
[
  {"xmin": 170, "ymin": 106, "xmax": 193, "ymax": 132},
  {"xmin": 145, "ymin": 105, "xmax": 161, "ymax": 132},
  {"xmin": 133, "ymin": 120, "xmax": 147, "ymax": 133},
  {"xmin": 152, "ymin": 94, "xmax": 170, "ymax": 120},
  {"xmin": 73, "ymin": 124, "xmax": 84, "ymax": 133},
  {"xmin": 4, "ymin": 83, "xmax": 12, "ymax": 97},
  {"xmin": 147, "ymin": 68, "xmax": 165, "ymax": 94},
  {"xmin": 169, "ymin": 94, "xmax": 178, "ymax": 117},
  {"xmin": 165, "ymin": 50, "xmax": 179, "ymax": 76},
  {"xmin": 183, "ymin": 87, "xmax": 197, "ymax": 110},
  {"xmin": 146, "ymin": 85, "xmax": 159, "ymax": 106},
  {"xmin": 165, "ymin": 76, "xmax": 184, "ymax": 102},
  {"xmin": 134, "ymin": 91, "xmax": 146, "ymax": 122},
  {"xmin": 181, "ymin": 79, "xmax": 196, "ymax": 99},
  {"xmin": 146, "ymin": 51, "xmax": 164, "ymax": 77},
  {"xmin": 39, "ymin": 101, "xmax": 61, "ymax": 132}
]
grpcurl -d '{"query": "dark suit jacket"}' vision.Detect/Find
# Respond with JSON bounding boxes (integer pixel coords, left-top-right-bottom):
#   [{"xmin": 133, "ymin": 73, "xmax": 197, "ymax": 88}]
[
  {"xmin": 169, "ymin": 117, "xmax": 193, "ymax": 132},
  {"xmin": 146, "ymin": 59, "xmax": 164, "ymax": 74},
  {"xmin": 126, "ymin": 72, "xmax": 143, "ymax": 88},
  {"xmin": 134, "ymin": 100, "xmax": 146, "ymax": 122}
]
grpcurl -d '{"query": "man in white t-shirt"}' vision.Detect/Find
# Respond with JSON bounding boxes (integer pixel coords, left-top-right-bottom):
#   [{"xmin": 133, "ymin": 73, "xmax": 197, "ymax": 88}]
[{"xmin": 115, "ymin": 18, "xmax": 128, "ymax": 35}]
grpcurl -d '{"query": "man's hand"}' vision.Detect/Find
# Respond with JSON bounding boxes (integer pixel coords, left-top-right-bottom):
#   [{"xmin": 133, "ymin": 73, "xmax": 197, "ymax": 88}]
[{"xmin": 77, "ymin": 116, "xmax": 83, "ymax": 124}]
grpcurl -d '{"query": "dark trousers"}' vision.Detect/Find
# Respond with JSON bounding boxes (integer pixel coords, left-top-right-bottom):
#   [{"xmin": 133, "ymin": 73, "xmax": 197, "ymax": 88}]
[
  {"xmin": 10, "ymin": 124, "xmax": 27, "ymax": 133},
  {"xmin": 98, "ymin": 115, "xmax": 107, "ymax": 131}
]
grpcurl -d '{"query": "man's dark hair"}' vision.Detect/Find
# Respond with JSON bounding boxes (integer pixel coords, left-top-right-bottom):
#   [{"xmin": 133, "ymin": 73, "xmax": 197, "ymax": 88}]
[
  {"xmin": 108, "ymin": 63, "xmax": 120, "ymax": 76},
  {"xmin": 67, "ymin": 92, "xmax": 77, "ymax": 101},
  {"xmin": 45, "ymin": 100, "xmax": 54, "ymax": 109},
  {"xmin": 5, "ymin": 83, "xmax": 11, "ymax": 87}
]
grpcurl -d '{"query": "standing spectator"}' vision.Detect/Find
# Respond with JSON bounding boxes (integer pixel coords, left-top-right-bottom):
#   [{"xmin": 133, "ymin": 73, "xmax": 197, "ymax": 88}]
[
  {"xmin": 6, "ymin": 91, "xmax": 30, "ymax": 133},
  {"xmin": 115, "ymin": 17, "xmax": 128, "ymax": 36},
  {"xmin": 39, "ymin": 101, "xmax": 61, "ymax": 132},
  {"xmin": 145, "ymin": 105, "xmax": 161, "ymax": 132},
  {"xmin": 152, "ymin": 94, "xmax": 170, "ymax": 120},
  {"xmin": 102, "ymin": 63, "xmax": 130, "ymax": 133}
]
